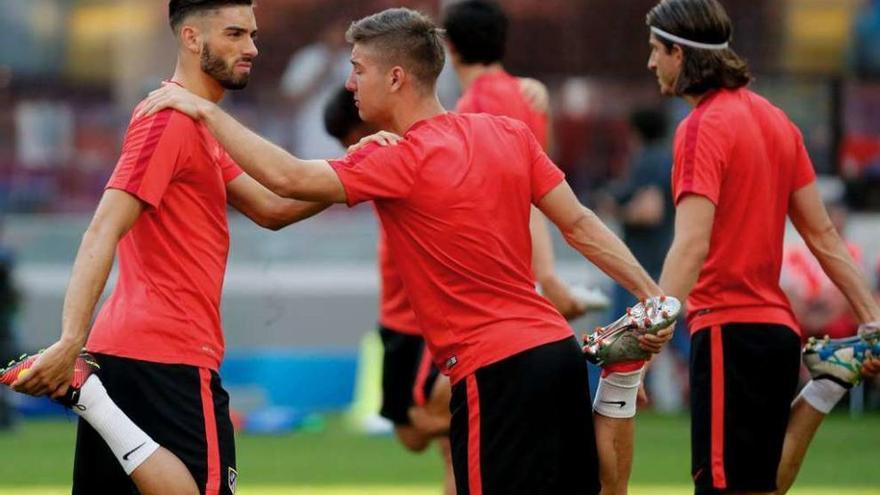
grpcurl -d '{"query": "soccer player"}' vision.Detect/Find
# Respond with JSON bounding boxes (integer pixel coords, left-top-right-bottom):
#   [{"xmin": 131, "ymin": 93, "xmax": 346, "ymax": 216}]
[
  {"xmin": 11, "ymin": 1, "xmax": 329, "ymax": 494},
  {"xmin": 443, "ymin": 0, "xmax": 589, "ymax": 321},
  {"xmin": 442, "ymin": 2, "xmax": 644, "ymax": 491},
  {"xmin": 324, "ymin": 87, "xmax": 456, "ymax": 494},
  {"xmin": 139, "ymin": 8, "xmax": 672, "ymax": 494},
  {"xmin": 645, "ymin": 1, "xmax": 880, "ymax": 494}
]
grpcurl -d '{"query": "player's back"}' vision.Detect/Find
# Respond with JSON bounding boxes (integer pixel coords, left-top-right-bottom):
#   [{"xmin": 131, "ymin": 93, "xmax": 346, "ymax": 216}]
[
  {"xmin": 456, "ymin": 70, "xmax": 548, "ymax": 148},
  {"xmin": 674, "ymin": 88, "xmax": 815, "ymax": 332}
]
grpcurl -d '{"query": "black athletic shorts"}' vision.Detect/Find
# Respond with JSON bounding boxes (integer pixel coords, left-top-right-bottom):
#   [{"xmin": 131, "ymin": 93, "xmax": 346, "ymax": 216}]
[
  {"xmin": 73, "ymin": 353, "xmax": 237, "ymax": 495},
  {"xmin": 450, "ymin": 336, "xmax": 600, "ymax": 495},
  {"xmin": 379, "ymin": 325, "xmax": 440, "ymax": 425},
  {"xmin": 690, "ymin": 323, "xmax": 801, "ymax": 495}
]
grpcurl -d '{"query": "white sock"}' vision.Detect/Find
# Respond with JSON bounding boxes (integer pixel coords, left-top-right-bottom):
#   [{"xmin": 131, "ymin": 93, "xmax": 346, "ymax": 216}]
[
  {"xmin": 73, "ymin": 375, "xmax": 160, "ymax": 475},
  {"xmin": 796, "ymin": 379, "xmax": 847, "ymax": 414},
  {"xmin": 593, "ymin": 369, "xmax": 641, "ymax": 418}
]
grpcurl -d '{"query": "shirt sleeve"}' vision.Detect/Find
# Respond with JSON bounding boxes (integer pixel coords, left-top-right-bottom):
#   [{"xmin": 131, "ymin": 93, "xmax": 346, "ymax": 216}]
[
  {"xmin": 672, "ymin": 113, "xmax": 728, "ymax": 206},
  {"xmin": 328, "ymin": 141, "xmax": 421, "ymax": 207},
  {"xmin": 790, "ymin": 123, "xmax": 817, "ymax": 192},
  {"xmin": 218, "ymin": 150, "xmax": 244, "ymax": 184},
  {"xmin": 106, "ymin": 109, "xmax": 189, "ymax": 208},
  {"xmin": 526, "ymin": 125, "xmax": 565, "ymax": 203}
]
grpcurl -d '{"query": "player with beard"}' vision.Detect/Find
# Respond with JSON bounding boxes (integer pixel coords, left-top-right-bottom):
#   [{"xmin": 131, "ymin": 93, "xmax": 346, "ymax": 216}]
[{"xmin": 9, "ymin": 1, "xmax": 330, "ymax": 494}]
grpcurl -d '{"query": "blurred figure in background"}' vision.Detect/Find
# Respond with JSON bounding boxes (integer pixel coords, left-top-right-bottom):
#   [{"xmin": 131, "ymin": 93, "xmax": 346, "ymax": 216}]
[
  {"xmin": 280, "ymin": 18, "xmax": 352, "ymax": 158},
  {"xmin": 782, "ymin": 201, "xmax": 862, "ymax": 341},
  {"xmin": 0, "ymin": 246, "xmax": 20, "ymax": 431},
  {"xmin": 599, "ymin": 106, "xmax": 683, "ymax": 413},
  {"xmin": 443, "ymin": 0, "xmax": 589, "ymax": 321}
]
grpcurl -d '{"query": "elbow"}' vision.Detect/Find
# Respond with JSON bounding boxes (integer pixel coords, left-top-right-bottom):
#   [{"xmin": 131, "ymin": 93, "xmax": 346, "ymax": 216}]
[
  {"xmin": 255, "ymin": 206, "xmax": 294, "ymax": 231},
  {"xmin": 560, "ymin": 208, "xmax": 597, "ymax": 247},
  {"xmin": 258, "ymin": 218, "xmax": 287, "ymax": 231}
]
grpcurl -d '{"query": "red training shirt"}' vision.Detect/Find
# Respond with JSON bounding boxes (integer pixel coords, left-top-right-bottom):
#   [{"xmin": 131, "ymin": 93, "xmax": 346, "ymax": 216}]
[
  {"xmin": 330, "ymin": 112, "xmax": 572, "ymax": 383},
  {"xmin": 377, "ymin": 70, "xmax": 551, "ymax": 336},
  {"xmin": 87, "ymin": 106, "xmax": 243, "ymax": 370},
  {"xmin": 672, "ymin": 88, "xmax": 816, "ymax": 334},
  {"xmin": 456, "ymin": 70, "xmax": 548, "ymax": 149},
  {"xmin": 377, "ymin": 219, "xmax": 421, "ymax": 334}
]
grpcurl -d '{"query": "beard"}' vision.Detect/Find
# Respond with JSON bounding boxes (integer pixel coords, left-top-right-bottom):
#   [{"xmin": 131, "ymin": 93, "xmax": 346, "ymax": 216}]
[{"xmin": 201, "ymin": 43, "xmax": 251, "ymax": 90}]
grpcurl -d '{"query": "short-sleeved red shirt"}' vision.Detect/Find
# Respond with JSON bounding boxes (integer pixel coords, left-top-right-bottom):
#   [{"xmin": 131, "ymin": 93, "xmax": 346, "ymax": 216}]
[
  {"xmin": 330, "ymin": 112, "xmax": 571, "ymax": 383},
  {"xmin": 376, "ymin": 217, "xmax": 420, "ymax": 334},
  {"xmin": 456, "ymin": 70, "xmax": 548, "ymax": 149},
  {"xmin": 378, "ymin": 71, "xmax": 550, "ymax": 335},
  {"xmin": 87, "ymin": 106, "xmax": 243, "ymax": 370},
  {"xmin": 672, "ymin": 88, "xmax": 816, "ymax": 334}
]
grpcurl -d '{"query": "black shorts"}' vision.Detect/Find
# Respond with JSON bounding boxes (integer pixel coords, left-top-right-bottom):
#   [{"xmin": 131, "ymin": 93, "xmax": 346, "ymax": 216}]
[
  {"xmin": 73, "ymin": 353, "xmax": 237, "ymax": 495},
  {"xmin": 379, "ymin": 325, "xmax": 440, "ymax": 425},
  {"xmin": 690, "ymin": 323, "xmax": 801, "ymax": 494},
  {"xmin": 450, "ymin": 336, "xmax": 600, "ymax": 495}
]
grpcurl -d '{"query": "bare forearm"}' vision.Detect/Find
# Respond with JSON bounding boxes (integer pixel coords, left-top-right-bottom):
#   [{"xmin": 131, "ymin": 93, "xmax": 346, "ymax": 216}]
[
  {"xmin": 267, "ymin": 201, "xmax": 333, "ymax": 230},
  {"xmin": 807, "ymin": 230, "xmax": 880, "ymax": 322},
  {"xmin": 60, "ymin": 229, "xmax": 117, "ymax": 347},
  {"xmin": 563, "ymin": 208, "xmax": 660, "ymax": 299},
  {"xmin": 201, "ymin": 105, "xmax": 314, "ymax": 198},
  {"xmin": 658, "ymin": 239, "xmax": 706, "ymax": 302}
]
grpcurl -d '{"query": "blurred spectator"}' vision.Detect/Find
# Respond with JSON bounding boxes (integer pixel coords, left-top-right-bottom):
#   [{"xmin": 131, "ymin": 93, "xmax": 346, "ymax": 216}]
[
  {"xmin": 597, "ymin": 106, "xmax": 684, "ymax": 412},
  {"xmin": 0, "ymin": 246, "xmax": 20, "ymax": 430},
  {"xmin": 781, "ymin": 202, "xmax": 861, "ymax": 340},
  {"xmin": 599, "ymin": 107, "xmax": 674, "ymax": 308},
  {"xmin": 839, "ymin": 81, "xmax": 880, "ymax": 211},
  {"xmin": 279, "ymin": 19, "xmax": 352, "ymax": 158},
  {"xmin": 852, "ymin": 0, "xmax": 880, "ymax": 78}
]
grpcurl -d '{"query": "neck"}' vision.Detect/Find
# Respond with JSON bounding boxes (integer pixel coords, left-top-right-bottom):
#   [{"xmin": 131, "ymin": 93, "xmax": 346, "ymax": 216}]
[
  {"xmin": 171, "ymin": 56, "xmax": 225, "ymax": 103},
  {"xmin": 684, "ymin": 91, "xmax": 711, "ymax": 108},
  {"xmin": 455, "ymin": 62, "xmax": 504, "ymax": 92},
  {"xmin": 385, "ymin": 93, "xmax": 446, "ymax": 135}
]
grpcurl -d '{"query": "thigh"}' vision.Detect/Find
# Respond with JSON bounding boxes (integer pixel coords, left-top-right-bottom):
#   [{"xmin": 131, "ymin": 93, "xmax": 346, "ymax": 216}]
[
  {"xmin": 690, "ymin": 324, "xmax": 801, "ymax": 495},
  {"xmin": 450, "ymin": 337, "xmax": 600, "ymax": 495}
]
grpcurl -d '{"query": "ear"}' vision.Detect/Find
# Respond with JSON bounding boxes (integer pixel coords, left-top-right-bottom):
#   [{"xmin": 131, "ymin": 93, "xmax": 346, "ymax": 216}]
[
  {"xmin": 179, "ymin": 24, "xmax": 203, "ymax": 55},
  {"xmin": 389, "ymin": 66, "xmax": 406, "ymax": 93},
  {"xmin": 671, "ymin": 44, "xmax": 684, "ymax": 64}
]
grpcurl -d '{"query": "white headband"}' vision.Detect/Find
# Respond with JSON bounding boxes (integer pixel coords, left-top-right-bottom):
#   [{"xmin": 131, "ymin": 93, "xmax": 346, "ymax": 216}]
[{"xmin": 650, "ymin": 26, "xmax": 729, "ymax": 50}]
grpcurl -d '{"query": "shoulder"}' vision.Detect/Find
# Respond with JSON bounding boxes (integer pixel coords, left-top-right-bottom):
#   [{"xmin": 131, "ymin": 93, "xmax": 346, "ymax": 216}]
[{"xmin": 126, "ymin": 104, "xmax": 199, "ymax": 137}]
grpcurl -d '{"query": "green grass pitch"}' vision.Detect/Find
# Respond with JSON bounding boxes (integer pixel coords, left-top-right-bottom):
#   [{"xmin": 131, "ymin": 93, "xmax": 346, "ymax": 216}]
[{"xmin": 0, "ymin": 412, "xmax": 876, "ymax": 494}]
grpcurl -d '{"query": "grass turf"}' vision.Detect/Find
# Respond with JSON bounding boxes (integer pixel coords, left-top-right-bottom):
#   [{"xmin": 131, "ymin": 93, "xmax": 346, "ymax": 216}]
[{"xmin": 0, "ymin": 412, "xmax": 876, "ymax": 492}]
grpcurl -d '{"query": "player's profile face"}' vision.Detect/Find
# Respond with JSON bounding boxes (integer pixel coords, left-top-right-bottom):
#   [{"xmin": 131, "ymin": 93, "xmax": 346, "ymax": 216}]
[
  {"xmin": 647, "ymin": 35, "xmax": 680, "ymax": 96},
  {"xmin": 199, "ymin": 6, "xmax": 259, "ymax": 90},
  {"xmin": 345, "ymin": 44, "xmax": 389, "ymax": 124}
]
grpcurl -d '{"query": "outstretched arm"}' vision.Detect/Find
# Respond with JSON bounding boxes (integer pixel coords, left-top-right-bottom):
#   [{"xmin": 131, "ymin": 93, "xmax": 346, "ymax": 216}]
[
  {"xmin": 537, "ymin": 181, "xmax": 661, "ymax": 302},
  {"xmin": 138, "ymin": 85, "xmax": 346, "ymax": 203}
]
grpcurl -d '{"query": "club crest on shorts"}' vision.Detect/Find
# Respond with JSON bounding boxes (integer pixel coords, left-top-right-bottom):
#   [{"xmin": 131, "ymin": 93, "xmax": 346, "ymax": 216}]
[{"xmin": 228, "ymin": 467, "xmax": 238, "ymax": 493}]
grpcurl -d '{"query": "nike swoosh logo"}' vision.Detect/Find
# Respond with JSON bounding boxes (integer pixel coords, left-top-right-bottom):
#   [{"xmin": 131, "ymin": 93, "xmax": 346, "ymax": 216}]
[
  {"xmin": 600, "ymin": 400, "xmax": 626, "ymax": 408},
  {"xmin": 123, "ymin": 442, "xmax": 146, "ymax": 461}
]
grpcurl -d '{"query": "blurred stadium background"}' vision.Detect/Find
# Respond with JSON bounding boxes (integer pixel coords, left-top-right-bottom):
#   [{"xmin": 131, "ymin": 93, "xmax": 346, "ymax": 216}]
[{"xmin": 0, "ymin": 0, "xmax": 879, "ymax": 492}]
